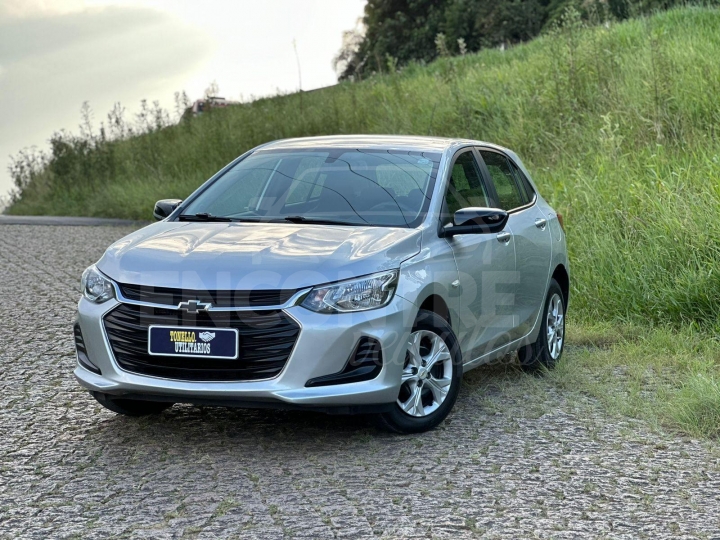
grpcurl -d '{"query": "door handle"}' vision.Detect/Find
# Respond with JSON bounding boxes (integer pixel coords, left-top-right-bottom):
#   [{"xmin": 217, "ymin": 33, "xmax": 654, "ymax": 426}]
[
  {"xmin": 496, "ymin": 232, "xmax": 512, "ymax": 244},
  {"xmin": 535, "ymin": 218, "xmax": 547, "ymax": 230}
]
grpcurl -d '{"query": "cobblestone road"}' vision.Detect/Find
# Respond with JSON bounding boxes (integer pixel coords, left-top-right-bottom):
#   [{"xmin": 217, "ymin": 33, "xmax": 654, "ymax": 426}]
[{"xmin": 1, "ymin": 224, "xmax": 719, "ymax": 539}]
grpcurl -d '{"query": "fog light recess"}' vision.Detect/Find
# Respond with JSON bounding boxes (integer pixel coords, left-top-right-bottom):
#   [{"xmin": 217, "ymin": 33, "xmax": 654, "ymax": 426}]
[{"xmin": 305, "ymin": 337, "xmax": 383, "ymax": 387}]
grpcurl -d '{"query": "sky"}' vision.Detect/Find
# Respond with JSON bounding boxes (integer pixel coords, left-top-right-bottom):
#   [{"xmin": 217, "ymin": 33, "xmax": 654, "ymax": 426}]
[{"xmin": 0, "ymin": 0, "xmax": 366, "ymax": 204}]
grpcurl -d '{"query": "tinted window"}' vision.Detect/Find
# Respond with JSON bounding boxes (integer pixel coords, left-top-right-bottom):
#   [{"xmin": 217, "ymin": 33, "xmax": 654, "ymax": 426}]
[
  {"xmin": 479, "ymin": 150, "xmax": 525, "ymax": 210},
  {"xmin": 444, "ymin": 151, "xmax": 490, "ymax": 217},
  {"xmin": 182, "ymin": 149, "xmax": 441, "ymax": 227},
  {"xmin": 508, "ymin": 160, "xmax": 534, "ymax": 203}
]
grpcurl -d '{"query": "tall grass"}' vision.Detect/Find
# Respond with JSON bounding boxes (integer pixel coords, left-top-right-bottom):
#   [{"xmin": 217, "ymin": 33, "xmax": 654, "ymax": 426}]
[{"xmin": 8, "ymin": 7, "xmax": 720, "ymax": 333}]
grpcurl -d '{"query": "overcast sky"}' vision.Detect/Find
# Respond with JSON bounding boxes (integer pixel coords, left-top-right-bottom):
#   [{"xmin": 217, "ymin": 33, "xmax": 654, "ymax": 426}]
[{"xmin": 0, "ymin": 0, "xmax": 366, "ymax": 203}]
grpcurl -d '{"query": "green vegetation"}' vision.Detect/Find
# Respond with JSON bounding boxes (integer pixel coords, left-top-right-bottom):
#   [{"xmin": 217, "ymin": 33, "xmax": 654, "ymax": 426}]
[
  {"xmin": 337, "ymin": 0, "xmax": 697, "ymax": 79},
  {"xmin": 11, "ymin": 7, "xmax": 720, "ymax": 328},
  {"xmin": 555, "ymin": 323, "xmax": 720, "ymax": 438},
  {"xmin": 8, "ymin": 7, "xmax": 720, "ymax": 436},
  {"xmin": 467, "ymin": 322, "xmax": 720, "ymax": 439}
]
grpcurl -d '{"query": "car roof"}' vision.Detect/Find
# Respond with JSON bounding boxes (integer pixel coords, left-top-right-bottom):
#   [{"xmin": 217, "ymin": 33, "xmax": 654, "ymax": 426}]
[{"xmin": 259, "ymin": 134, "xmax": 509, "ymax": 154}]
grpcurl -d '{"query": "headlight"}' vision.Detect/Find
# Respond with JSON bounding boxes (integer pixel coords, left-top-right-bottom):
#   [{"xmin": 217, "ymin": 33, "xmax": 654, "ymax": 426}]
[
  {"xmin": 81, "ymin": 265, "xmax": 115, "ymax": 303},
  {"xmin": 301, "ymin": 270, "xmax": 399, "ymax": 313}
]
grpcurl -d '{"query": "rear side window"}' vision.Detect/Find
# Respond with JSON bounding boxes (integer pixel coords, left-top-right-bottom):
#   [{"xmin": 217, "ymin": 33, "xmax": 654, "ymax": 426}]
[
  {"xmin": 478, "ymin": 150, "xmax": 526, "ymax": 211},
  {"xmin": 444, "ymin": 151, "xmax": 490, "ymax": 216},
  {"xmin": 508, "ymin": 160, "xmax": 535, "ymax": 203}
]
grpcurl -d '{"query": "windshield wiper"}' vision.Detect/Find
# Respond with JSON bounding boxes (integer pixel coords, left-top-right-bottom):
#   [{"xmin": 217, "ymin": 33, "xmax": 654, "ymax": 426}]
[
  {"xmin": 280, "ymin": 216, "xmax": 361, "ymax": 226},
  {"xmin": 178, "ymin": 213, "xmax": 234, "ymax": 222},
  {"xmin": 179, "ymin": 213, "xmax": 362, "ymax": 225}
]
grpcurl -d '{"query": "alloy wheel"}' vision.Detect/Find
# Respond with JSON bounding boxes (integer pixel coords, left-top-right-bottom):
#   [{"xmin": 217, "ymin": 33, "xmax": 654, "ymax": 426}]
[
  {"xmin": 397, "ymin": 330, "xmax": 453, "ymax": 417},
  {"xmin": 546, "ymin": 293, "xmax": 564, "ymax": 360}
]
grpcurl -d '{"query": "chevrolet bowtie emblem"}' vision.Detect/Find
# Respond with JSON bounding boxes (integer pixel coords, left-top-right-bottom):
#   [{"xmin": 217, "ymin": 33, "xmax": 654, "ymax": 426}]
[{"xmin": 178, "ymin": 299, "xmax": 212, "ymax": 313}]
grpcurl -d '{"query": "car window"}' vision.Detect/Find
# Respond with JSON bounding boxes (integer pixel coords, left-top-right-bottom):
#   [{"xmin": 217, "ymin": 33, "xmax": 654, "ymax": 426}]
[
  {"xmin": 508, "ymin": 160, "xmax": 535, "ymax": 203},
  {"xmin": 479, "ymin": 150, "xmax": 526, "ymax": 211},
  {"xmin": 376, "ymin": 164, "xmax": 425, "ymax": 197},
  {"xmin": 444, "ymin": 151, "xmax": 490, "ymax": 217},
  {"xmin": 181, "ymin": 149, "xmax": 441, "ymax": 228},
  {"xmin": 196, "ymin": 166, "xmax": 271, "ymax": 217},
  {"xmin": 285, "ymin": 157, "xmax": 327, "ymax": 204}
]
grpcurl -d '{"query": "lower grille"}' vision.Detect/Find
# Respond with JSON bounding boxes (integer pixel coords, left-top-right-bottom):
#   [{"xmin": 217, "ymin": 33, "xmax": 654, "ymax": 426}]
[
  {"xmin": 305, "ymin": 337, "xmax": 383, "ymax": 387},
  {"xmin": 103, "ymin": 304, "xmax": 300, "ymax": 381},
  {"xmin": 74, "ymin": 322, "xmax": 100, "ymax": 374}
]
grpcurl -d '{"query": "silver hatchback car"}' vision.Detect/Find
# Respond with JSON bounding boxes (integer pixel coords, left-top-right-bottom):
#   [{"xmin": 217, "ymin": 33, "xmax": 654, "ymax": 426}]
[{"xmin": 74, "ymin": 135, "xmax": 568, "ymax": 433}]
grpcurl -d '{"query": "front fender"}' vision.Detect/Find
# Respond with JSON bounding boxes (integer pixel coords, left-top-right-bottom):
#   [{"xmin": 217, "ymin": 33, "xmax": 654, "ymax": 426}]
[{"xmin": 395, "ymin": 233, "xmax": 460, "ymax": 334}]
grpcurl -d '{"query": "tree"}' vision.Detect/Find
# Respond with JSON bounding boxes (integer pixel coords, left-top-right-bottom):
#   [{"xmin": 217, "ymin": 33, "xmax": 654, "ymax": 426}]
[
  {"xmin": 339, "ymin": 0, "xmax": 446, "ymax": 79},
  {"xmin": 333, "ymin": 18, "xmax": 366, "ymax": 79},
  {"xmin": 336, "ymin": 0, "xmax": 696, "ymax": 80}
]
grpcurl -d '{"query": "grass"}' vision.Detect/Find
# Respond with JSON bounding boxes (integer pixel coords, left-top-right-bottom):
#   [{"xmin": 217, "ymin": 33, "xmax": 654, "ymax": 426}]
[
  {"xmin": 670, "ymin": 374, "xmax": 720, "ymax": 438},
  {"xmin": 462, "ymin": 321, "xmax": 720, "ymax": 439},
  {"xmin": 553, "ymin": 323, "xmax": 720, "ymax": 438},
  {"xmin": 7, "ymin": 6, "xmax": 720, "ymax": 437}
]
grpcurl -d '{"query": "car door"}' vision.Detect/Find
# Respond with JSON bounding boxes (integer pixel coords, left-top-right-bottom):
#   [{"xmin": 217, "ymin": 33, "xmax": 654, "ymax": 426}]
[
  {"xmin": 477, "ymin": 149, "xmax": 552, "ymax": 340},
  {"xmin": 441, "ymin": 149, "xmax": 518, "ymax": 361}
]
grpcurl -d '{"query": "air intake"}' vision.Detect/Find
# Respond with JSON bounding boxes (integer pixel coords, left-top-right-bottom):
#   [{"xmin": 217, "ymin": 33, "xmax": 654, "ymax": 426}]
[
  {"xmin": 305, "ymin": 337, "xmax": 383, "ymax": 387},
  {"xmin": 73, "ymin": 323, "xmax": 101, "ymax": 374}
]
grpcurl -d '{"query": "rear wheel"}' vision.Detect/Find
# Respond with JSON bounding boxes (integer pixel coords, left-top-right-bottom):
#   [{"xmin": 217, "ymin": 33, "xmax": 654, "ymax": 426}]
[
  {"xmin": 518, "ymin": 279, "xmax": 565, "ymax": 373},
  {"xmin": 376, "ymin": 310, "xmax": 462, "ymax": 434},
  {"xmin": 92, "ymin": 392, "xmax": 173, "ymax": 416}
]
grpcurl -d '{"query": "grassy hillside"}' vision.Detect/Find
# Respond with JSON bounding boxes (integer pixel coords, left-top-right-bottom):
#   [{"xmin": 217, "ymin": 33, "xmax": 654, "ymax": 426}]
[
  {"xmin": 8, "ymin": 8, "xmax": 720, "ymax": 434},
  {"xmin": 11, "ymin": 6, "xmax": 720, "ymax": 329}
]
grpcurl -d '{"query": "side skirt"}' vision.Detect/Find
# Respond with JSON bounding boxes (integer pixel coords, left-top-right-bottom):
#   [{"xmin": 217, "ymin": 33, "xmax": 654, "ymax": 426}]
[{"xmin": 462, "ymin": 307, "xmax": 545, "ymax": 372}]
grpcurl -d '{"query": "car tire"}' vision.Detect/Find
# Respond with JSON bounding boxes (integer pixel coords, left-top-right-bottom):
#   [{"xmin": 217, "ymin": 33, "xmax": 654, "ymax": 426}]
[
  {"xmin": 92, "ymin": 392, "xmax": 173, "ymax": 416},
  {"xmin": 518, "ymin": 279, "xmax": 566, "ymax": 373},
  {"xmin": 376, "ymin": 309, "xmax": 463, "ymax": 434}
]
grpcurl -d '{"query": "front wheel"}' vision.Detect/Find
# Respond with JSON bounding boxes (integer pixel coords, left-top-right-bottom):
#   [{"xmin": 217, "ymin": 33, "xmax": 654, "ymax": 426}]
[
  {"xmin": 518, "ymin": 279, "xmax": 566, "ymax": 373},
  {"xmin": 376, "ymin": 310, "xmax": 463, "ymax": 434}
]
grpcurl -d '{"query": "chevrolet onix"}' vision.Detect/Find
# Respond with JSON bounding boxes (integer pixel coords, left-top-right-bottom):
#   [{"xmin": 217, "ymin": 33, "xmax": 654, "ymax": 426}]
[{"xmin": 74, "ymin": 135, "xmax": 568, "ymax": 433}]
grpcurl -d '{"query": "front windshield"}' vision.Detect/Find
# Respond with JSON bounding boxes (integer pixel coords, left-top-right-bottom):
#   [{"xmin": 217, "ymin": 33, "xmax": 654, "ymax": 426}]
[{"xmin": 181, "ymin": 148, "xmax": 442, "ymax": 227}]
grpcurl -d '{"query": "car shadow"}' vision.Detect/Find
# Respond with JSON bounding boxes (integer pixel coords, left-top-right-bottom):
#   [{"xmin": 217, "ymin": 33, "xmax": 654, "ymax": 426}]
[{"xmin": 84, "ymin": 355, "xmax": 534, "ymax": 458}]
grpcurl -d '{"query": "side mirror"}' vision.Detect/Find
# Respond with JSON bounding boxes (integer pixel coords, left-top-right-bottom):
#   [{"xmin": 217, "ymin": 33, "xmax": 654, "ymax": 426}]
[
  {"xmin": 153, "ymin": 199, "xmax": 182, "ymax": 221},
  {"xmin": 440, "ymin": 207, "xmax": 509, "ymax": 237}
]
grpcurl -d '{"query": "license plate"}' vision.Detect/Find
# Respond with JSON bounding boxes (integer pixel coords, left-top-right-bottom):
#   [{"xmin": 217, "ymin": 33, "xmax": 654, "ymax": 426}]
[{"xmin": 148, "ymin": 326, "xmax": 239, "ymax": 359}]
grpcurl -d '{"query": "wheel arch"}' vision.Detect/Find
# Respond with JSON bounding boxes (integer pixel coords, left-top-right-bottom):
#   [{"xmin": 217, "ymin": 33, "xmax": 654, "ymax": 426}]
[
  {"xmin": 417, "ymin": 294, "xmax": 451, "ymax": 327},
  {"xmin": 552, "ymin": 264, "xmax": 570, "ymax": 307}
]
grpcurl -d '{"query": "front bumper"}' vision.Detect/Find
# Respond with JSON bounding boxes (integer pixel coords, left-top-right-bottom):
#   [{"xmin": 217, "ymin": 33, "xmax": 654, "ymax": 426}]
[{"xmin": 74, "ymin": 294, "xmax": 416, "ymax": 410}]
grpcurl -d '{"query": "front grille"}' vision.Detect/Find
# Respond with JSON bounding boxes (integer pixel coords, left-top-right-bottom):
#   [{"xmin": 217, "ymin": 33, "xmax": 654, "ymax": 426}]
[
  {"xmin": 104, "ymin": 304, "xmax": 300, "ymax": 381},
  {"xmin": 118, "ymin": 283, "xmax": 298, "ymax": 308}
]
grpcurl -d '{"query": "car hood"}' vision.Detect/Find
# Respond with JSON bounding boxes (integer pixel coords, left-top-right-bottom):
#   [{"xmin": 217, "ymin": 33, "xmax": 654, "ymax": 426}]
[{"xmin": 97, "ymin": 221, "xmax": 421, "ymax": 292}]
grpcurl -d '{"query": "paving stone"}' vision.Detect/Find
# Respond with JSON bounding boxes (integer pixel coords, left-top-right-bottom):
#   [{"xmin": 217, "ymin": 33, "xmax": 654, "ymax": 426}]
[{"xmin": 1, "ymin": 223, "xmax": 720, "ymax": 539}]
